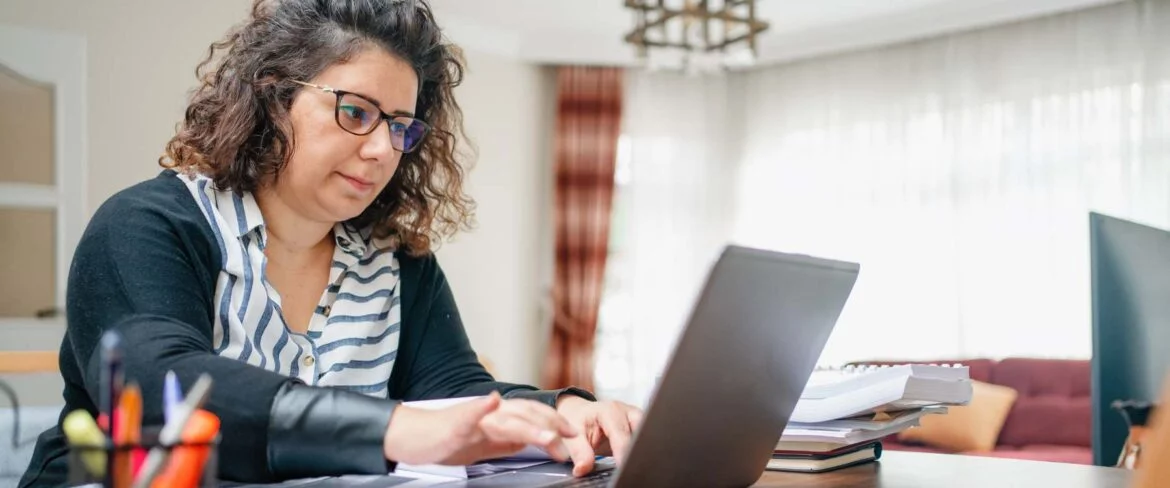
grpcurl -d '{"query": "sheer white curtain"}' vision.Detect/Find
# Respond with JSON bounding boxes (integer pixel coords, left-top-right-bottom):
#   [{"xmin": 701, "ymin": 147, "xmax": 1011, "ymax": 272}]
[
  {"xmin": 734, "ymin": 0, "xmax": 1170, "ymax": 366},
  {"xmin": 597, "ymin": 0, "xmax": 1170, "ymax": 404},
  {"xmin": 593, "ymin": 71, "xmax": 738, "ymax": 405}
]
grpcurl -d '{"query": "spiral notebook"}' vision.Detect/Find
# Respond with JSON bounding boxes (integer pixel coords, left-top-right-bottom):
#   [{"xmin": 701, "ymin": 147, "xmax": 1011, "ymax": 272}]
[{"xmin": 790, "ymin": 364, "xmax": 972, "ymax": 424}]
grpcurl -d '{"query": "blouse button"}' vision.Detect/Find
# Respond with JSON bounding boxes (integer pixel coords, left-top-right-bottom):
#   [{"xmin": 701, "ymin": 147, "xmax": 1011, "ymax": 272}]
[
  {"xmin": 302, "ymin": 355, "xmax": 316, "ymax": 367},
  {"xmin": 321, "ymin": 305, "xmax": 331, "ymax": 316}
]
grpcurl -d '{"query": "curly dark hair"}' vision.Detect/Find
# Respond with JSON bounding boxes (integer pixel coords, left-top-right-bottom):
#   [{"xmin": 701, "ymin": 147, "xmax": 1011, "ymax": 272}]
[{"xmin": 161, "ymin": 0, "xmax": 474, "ymax": 256}]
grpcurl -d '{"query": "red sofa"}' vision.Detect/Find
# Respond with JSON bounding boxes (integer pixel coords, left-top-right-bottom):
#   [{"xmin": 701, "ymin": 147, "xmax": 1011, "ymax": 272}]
[{"xmin": 852, "ymin": 358, "xmax": 1093, "ymax": 465}]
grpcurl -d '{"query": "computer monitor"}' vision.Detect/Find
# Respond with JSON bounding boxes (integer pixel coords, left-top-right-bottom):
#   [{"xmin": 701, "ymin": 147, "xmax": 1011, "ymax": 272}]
[{"xmin": 1090, "ymin": 212, "xmax": 1170, "ymax": 466}]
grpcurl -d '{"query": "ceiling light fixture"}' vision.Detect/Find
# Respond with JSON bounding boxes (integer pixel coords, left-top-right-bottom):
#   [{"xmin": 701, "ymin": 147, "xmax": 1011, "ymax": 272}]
[{"xmin": 623, "ymin": 0, "xmax": 770, "ymax": 74}]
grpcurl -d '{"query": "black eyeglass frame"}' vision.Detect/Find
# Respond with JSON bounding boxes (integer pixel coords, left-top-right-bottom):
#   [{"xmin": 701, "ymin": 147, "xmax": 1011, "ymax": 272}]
[{"xmin": 291, "ymin": 79, "xmax": 431, "ymax": 154}]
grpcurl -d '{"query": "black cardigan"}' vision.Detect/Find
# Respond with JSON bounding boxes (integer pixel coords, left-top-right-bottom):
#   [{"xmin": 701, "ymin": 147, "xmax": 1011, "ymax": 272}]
[{"xmin": 19, "ymin": 171, "xmax": 589, "ymax": 486}]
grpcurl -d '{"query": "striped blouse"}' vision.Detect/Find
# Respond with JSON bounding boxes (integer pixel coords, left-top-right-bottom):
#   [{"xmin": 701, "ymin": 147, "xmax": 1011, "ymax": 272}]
[{"xmin": 177, "ymin": 173, "xmax": 401, "ymax": 397}]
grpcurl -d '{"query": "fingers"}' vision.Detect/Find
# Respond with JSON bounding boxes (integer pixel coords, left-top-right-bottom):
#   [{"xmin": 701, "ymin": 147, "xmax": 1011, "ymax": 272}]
[
  {"xmin": 480, "ymin": 412, "xmax": 571, "ymax": 461},
  {"xmin": 626, "ymin": 405, "xmax": 644, "ymax": 432},
  {"xmin": 453, "ymin": 392, "xmax": 501, "ymax": 436},
  {"xmin": 596, "ymin": 405, "xmax": 634, "ymax": 465},
  {"xmin": 564, "ymin": 434, "xmax": 596, "ymax": 477},
  {"xmin": 477, "ymin": 392, "xmax": 503, "ymax": 414},
  {"xmin": 384, "ymin": 394, "xmax": 506, "ymax": 466},
  {"xmin": 498, "ymin": 399, "xmax": 578, "ymax": 438}
]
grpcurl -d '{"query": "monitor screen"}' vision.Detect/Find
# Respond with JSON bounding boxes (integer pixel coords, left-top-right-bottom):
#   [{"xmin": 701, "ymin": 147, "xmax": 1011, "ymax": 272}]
[{"xmin": 1090, "ymin": 212, "xmax": 1170, "ymax": 466}]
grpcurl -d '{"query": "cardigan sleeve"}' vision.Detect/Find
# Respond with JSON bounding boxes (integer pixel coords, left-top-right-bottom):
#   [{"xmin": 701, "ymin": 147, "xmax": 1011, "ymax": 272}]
[{"xmin": 61, "ymin": 178, "xmax": 394, "ymax": 482}]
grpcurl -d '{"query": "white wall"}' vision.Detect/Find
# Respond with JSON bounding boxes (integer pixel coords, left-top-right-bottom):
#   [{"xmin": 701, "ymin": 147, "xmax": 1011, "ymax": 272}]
[
  {"xmin": 0, "ymin": 1, "xmax": 554, "ymax": 398},
  {"xmin": 438, "ymin": 53, "xmax": 556, "ymax": 386}
]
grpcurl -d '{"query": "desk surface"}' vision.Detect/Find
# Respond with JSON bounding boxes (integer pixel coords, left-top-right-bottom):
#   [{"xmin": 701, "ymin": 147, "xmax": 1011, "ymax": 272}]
[{"xmin": 754, "ymin": 451, "xmax": 1132, "ymax": 487}]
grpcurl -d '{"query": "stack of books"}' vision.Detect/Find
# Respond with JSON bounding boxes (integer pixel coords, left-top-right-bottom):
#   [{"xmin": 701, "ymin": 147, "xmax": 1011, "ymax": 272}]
[
  {"xmin": 769, "ymin": 441, "xmax": 883, "ymax": 473},
  {"xmin": 769, "ymin": 364, "xmax": 972, "ymax": 473}
]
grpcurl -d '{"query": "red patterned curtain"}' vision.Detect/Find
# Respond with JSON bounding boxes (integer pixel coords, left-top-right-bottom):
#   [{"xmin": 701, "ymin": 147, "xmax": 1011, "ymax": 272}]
[{"xmin": 542, "ymin": 66, "xmax": 624, "ymax": 391}]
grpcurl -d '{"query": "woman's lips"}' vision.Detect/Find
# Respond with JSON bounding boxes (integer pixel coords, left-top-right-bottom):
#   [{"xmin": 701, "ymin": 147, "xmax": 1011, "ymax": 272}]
[{"xmin": 339, "ymin": 173, "xmax": 375, "ymax": 192}]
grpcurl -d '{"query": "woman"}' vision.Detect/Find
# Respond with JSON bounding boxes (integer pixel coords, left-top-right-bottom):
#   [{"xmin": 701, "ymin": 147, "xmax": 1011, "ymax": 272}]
[{"xmin": 19, "ymin": 0, "xmax": 640, "ymax": 484}]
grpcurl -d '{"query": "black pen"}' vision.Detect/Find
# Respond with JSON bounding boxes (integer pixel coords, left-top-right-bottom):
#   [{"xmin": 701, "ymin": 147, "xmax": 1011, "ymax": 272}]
[{"xmin": 99, "ymin": 331, "xmax": 124, "ymax": 485}]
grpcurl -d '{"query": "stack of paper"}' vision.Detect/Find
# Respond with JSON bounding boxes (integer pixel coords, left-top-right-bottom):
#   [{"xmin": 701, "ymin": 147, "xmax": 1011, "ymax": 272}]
[
  {"xmin": 769, "ymin": 364, "xmax": 973, "ymax": 472},
  {"xmin": 791, "ymin": 364, "xmax": 972, "ymax": 424},
  {"xmin": 777, "ymin": 407, "xmax": 945, "ymax": 452}
]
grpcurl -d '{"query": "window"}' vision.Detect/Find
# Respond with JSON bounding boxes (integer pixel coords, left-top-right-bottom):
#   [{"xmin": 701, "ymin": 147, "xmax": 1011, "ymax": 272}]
[{"xmin": 594, "ymin": 136, "xmax": 634, "ymax": 402}]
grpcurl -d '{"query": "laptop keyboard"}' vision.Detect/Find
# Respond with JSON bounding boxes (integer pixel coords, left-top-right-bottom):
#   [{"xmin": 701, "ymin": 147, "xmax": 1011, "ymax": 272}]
[{"xmin": 552, "ymin": 469, "xmax": 614, "ymax": 487}]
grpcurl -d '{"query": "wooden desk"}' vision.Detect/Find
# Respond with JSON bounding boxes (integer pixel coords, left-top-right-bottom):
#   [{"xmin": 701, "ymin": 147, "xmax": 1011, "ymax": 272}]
[{"xmin": 754, "ymin": 451, "xmax": 1132, "ymax": 487}]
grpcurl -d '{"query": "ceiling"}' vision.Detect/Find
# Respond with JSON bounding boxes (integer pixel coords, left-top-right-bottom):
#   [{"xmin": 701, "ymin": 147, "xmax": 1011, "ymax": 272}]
[{"xmin": 429, "ymin": 0, "xmax": 1123, "ymax": 67}]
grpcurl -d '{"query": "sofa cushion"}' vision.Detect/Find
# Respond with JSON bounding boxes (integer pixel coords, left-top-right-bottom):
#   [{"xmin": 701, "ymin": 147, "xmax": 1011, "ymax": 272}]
[
  {"xmin": 996, "ymin": 395, "xmax": 1092, "ymax": 448},
  {"xmin": 991, "ymin": 359, "xmax": 1092, "ymax": 448},
  {"xmin": 991, "ymin": 358, "xmax": 1090, "ymax": 398},
  {"xmin": 899, "ymin": 380, "xmax": 1019, "ymax": 452}
]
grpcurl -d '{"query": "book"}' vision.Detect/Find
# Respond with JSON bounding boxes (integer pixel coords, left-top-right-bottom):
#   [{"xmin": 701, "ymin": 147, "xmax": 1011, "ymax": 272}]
[
  {"xmin": 786, "ymin": 406, "xmax": 946, "ymax": 431},
  {"xmin": 774, "ymin": 439, "xmax": 881, "ymax": 457},
  {"xmin": 766, "ymin": 442, "xmax": 882, "ymax": 473},
  {"xmin": 776, "ymin": 439, "xmax": 871, "ymax": 454},
  {"xmin": 790, "ymin": 364, "xmax": 972, "ymax": 424}
]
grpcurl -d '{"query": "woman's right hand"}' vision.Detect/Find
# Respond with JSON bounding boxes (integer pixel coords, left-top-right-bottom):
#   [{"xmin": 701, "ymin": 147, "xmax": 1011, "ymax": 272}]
[{"xmin": 382, "ymin": 392, "xmax": 579, "ymax": 466}]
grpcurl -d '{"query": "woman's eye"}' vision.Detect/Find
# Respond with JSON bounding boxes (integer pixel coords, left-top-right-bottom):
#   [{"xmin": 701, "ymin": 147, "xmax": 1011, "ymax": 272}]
[
  {"xmin": 340, "ymin": 105, "xmax": 368, "ymax": 122},
  {"xmin": 389, "ymin": 121, "xmax": 408, "ymax": 135}
]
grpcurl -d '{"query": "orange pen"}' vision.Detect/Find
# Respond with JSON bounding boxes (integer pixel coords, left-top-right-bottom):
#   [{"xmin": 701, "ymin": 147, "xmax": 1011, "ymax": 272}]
[
  {"xmin": 150, "ymin": 409, "xmax": 220, "ymax": 488},
  {"xmin": 114, "ymin": 384, "xmax": 142, "ymax": 488}
]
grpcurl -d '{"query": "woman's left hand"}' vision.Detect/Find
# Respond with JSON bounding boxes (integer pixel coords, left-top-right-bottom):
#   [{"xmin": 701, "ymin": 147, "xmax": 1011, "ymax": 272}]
[{"xmin": 555, "ymin": 395, "xmax": 644, "ymax": 476}]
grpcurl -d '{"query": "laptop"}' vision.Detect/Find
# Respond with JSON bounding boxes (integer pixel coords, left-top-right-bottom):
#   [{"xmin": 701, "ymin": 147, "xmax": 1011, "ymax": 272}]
[{"xmin": 441, "ymin": 245, "xmax": 861, "ymax": 487}]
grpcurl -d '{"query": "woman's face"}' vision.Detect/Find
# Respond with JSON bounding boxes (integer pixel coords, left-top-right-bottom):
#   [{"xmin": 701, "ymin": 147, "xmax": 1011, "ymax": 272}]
[{"xmin": 277, "ymin": 48, "xmax": 419, "ymax": 224}]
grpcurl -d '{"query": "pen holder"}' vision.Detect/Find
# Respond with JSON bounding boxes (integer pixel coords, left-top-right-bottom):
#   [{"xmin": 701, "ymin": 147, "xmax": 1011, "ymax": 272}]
[{"xmin": 66, "ymin": 426, "xmax": 219, "ymax": 488}]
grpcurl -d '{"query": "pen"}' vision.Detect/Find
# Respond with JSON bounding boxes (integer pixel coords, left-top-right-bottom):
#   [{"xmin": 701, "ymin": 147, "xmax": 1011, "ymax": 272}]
[
  {"xmin": 100, "ymin": 331, "xmax": 124, "ymax": 486},
  {"xmin": 163, "ymin": 371, "xmax": 182, "ymax": 424},
  {"xmin": 99, "ymin": 331, "xmax": 124, "ymax": 434},
  {"xmin": 62, "ymin": 409, "xmax": 107, "ymax": 478},
  {"xmin": 132, "ymin": 373, "xmax": 213, "ymax": 488}
]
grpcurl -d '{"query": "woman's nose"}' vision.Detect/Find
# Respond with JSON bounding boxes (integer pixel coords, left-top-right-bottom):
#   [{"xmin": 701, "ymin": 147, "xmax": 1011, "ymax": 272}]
[{"xmin": 360, "ymin": 122, "xmax": 396, "ymax": 161}]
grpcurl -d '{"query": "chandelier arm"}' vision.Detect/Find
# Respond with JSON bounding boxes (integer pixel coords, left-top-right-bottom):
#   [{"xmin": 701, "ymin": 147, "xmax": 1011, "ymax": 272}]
[{"xmin": 623, "ymin": 0, "xmax": 765, "ymax": 71}]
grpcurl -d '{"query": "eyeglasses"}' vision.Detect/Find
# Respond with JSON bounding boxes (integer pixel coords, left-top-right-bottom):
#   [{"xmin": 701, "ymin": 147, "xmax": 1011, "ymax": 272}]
[{"xmin": 291, "ymin": 80, "xmax": 430, "ymax": 153}]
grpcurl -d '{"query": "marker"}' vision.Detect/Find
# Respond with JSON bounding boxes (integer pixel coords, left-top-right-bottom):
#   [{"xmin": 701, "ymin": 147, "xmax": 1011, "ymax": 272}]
[
  {"xmin": 163, "ymin": 371, "xmax": 181, "ymax": 424},
  {"xmin": 62, "ymin": 410, "xmax": 106, "ymax": 478},
  {"xmin": 132, "ymin": 374, "xmax": 213, "ymax": 488},
  {"xmin": 114, "ymin": 384, "xmax": 143, "ymax": 488}
]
